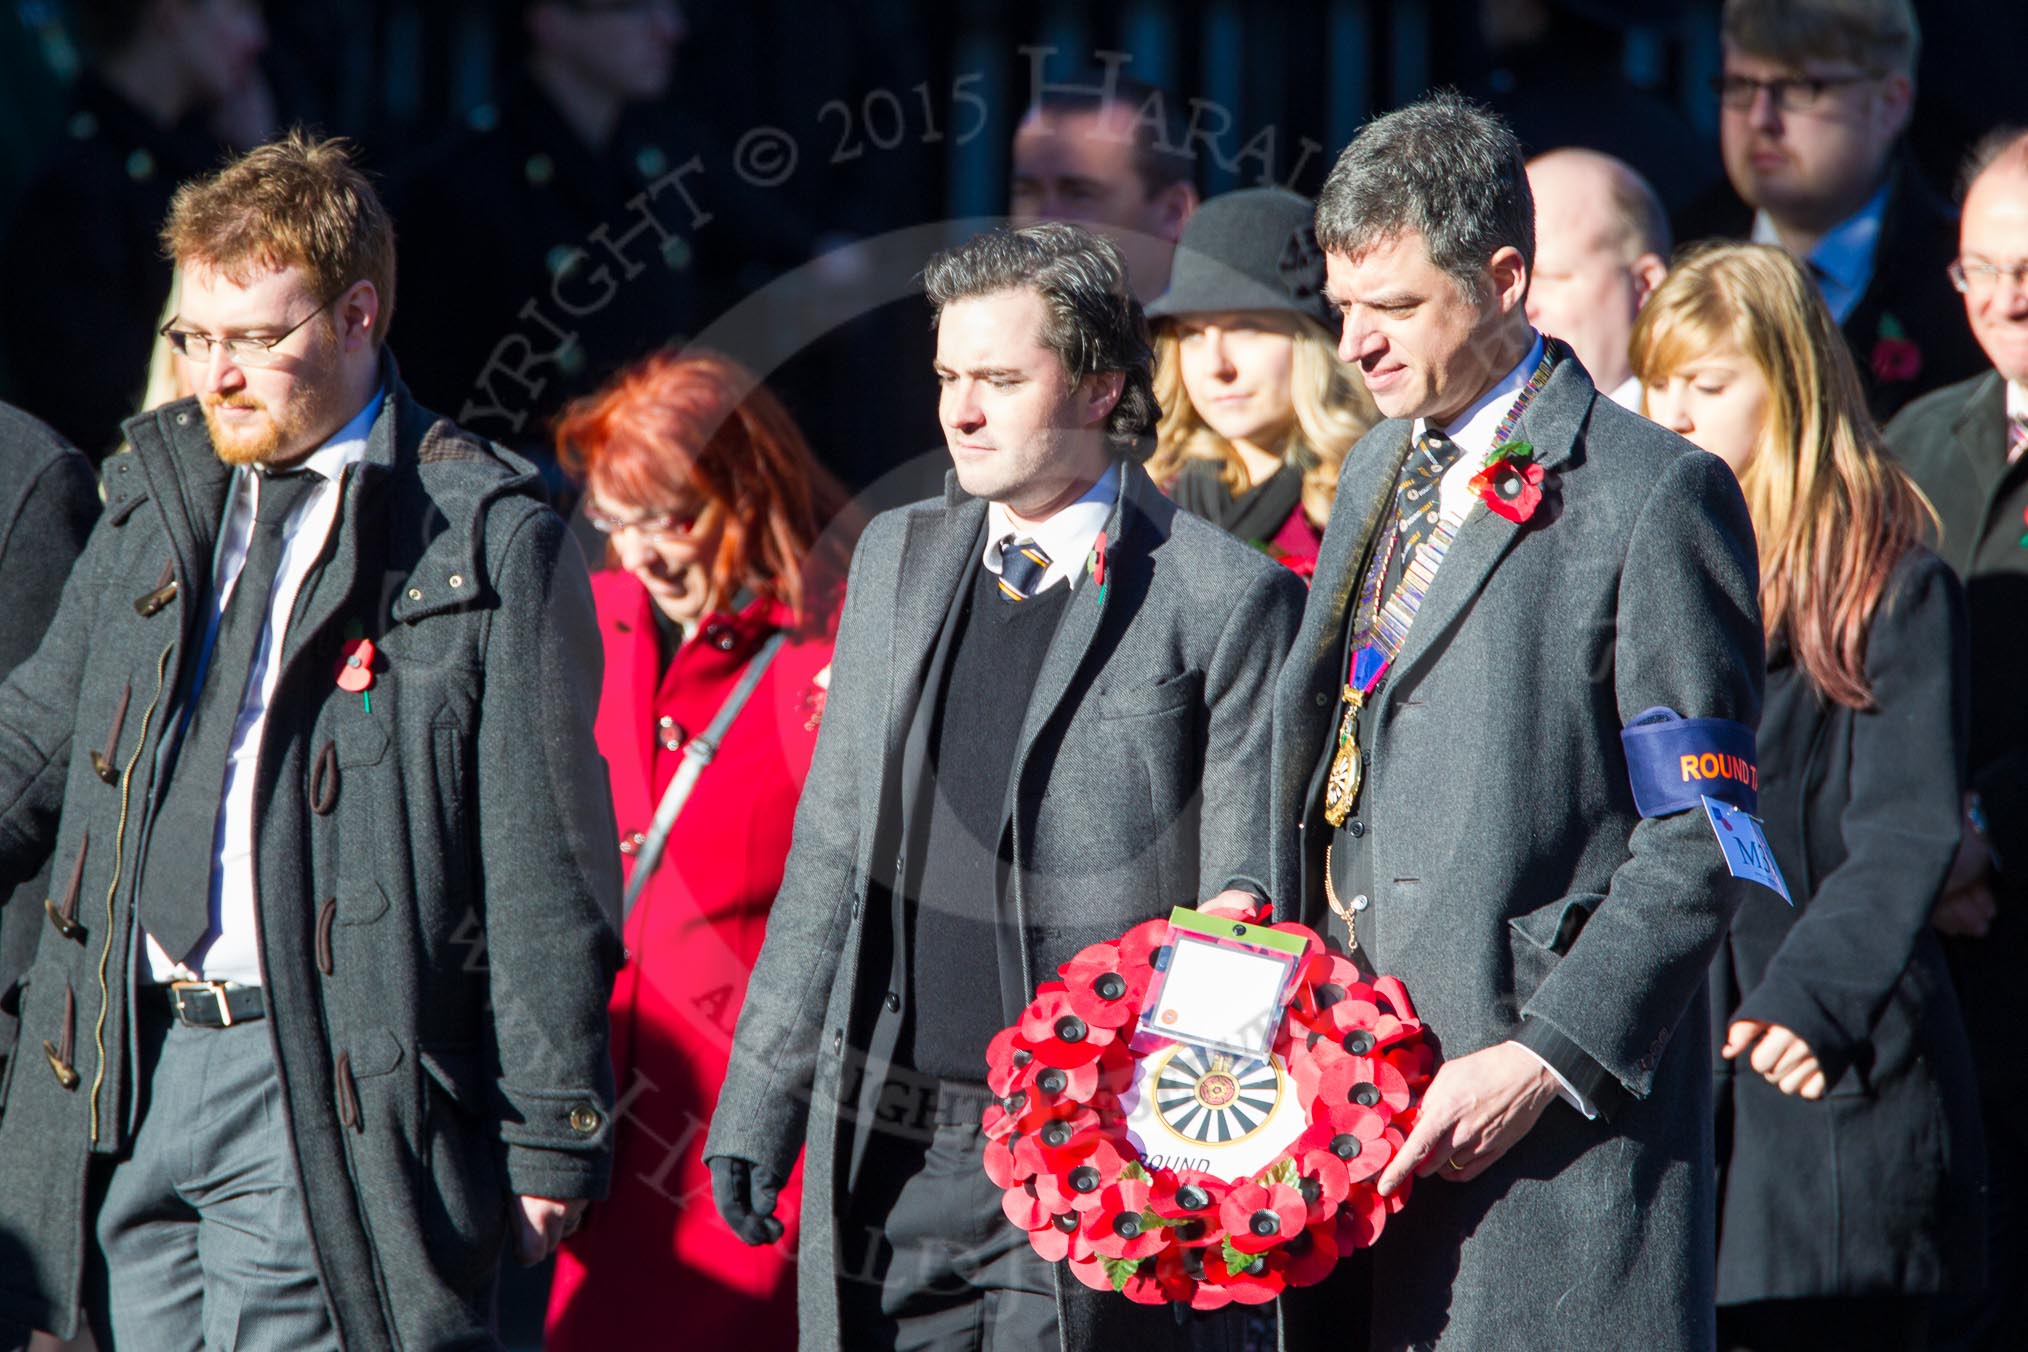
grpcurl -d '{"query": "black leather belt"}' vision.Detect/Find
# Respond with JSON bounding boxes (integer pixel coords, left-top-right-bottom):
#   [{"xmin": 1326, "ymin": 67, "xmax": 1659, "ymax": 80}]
[{"xmin": 144, "ymin": 981, "xmax": 266, "ymax": 1028}]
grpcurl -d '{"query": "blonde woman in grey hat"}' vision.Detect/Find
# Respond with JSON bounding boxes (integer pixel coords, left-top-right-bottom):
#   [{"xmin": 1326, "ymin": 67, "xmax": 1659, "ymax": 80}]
[{"xmin": 1146, "ymin": 186, "xmax": 1376, "ymax": 573}]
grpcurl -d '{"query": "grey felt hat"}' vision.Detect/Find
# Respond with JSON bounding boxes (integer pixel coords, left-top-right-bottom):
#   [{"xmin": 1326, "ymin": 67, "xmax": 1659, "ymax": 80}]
[{"xmin": 1145, "ymin": 186, "xmax": 1333, "ymax": 328}]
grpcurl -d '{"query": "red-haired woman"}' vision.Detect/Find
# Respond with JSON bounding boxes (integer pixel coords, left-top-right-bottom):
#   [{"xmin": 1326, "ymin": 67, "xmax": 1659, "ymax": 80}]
[{"xmin": 542, "ymin": 350, "xmax": 852, "ymax": 1352}]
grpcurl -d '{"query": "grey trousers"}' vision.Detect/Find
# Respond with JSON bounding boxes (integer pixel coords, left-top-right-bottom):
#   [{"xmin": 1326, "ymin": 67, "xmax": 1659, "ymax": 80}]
[
  {"xmin": 86, "ymin": 1003, "xmax": 334, "ymax": 1352},
  {"xmin": 838, "ymin": 1079, "xmax": 1059, "ymax": 1352}
]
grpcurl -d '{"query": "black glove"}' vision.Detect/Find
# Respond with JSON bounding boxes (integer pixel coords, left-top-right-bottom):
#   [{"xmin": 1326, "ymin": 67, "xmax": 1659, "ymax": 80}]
[{"xmin": 709, "ymin": 1155, "xmax": 784, "ymax": 1246}]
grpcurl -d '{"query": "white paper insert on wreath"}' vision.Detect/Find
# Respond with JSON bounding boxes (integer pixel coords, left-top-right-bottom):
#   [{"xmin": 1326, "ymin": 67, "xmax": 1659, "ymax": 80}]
[{"xmin": 1122, "ymin": 910, "xmax": 1309, "ymax": 1180}]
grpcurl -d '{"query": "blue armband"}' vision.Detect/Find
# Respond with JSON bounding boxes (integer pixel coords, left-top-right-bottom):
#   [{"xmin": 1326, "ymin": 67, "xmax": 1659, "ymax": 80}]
[{"xmin": 1620, "ymin": 706, "xmax": 1758, "ymax": 817}]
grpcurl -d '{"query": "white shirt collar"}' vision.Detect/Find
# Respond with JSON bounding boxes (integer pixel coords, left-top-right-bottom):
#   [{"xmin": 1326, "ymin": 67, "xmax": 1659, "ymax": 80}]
[
  {"xmin": 1750, "ymin": 179, "xmax": 1891, "ymax": 325},
  {"xmin": 2007, "ymin": 380, "xmax": 2028, "ymax": 424},
  {"xmin": 983, "ymin": 462, "xmax": 1119, "ymax": 593},
  {"xmin": 1607, "ymin": 373, "xmax": 1643, "ymax": 411},
  {"xmin": 1412, "ymin": 331, "xmax": 1547, "ymax": 460}
]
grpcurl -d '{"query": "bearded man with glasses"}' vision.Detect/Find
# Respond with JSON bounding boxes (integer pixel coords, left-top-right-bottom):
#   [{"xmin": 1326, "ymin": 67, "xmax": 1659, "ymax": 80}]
[
  {"xmin": 0, "ymin": 132, "xmax": 622, "ymax": 1352},
  {"xmin": 1677, "ymin": 0, "xmax": 1983, "ymax": 421}
]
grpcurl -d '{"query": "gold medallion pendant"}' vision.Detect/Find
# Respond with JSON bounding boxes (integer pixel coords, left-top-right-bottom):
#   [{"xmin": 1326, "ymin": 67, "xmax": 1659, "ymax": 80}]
[{"xmin": 1322, "ymin": 686, "xmax": 1365, "ymax": 827}]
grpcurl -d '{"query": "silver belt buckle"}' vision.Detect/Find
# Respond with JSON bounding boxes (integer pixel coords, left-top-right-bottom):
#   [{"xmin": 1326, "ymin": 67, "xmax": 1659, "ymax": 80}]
[{"xmin": 169, "ymin": 979, "xmax": 232, "ymax": 1027}]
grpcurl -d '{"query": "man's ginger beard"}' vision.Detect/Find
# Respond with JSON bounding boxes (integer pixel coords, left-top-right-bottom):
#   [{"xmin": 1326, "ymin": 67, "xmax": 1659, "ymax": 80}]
[{"xmin": 200, "ymin": 326, "xmax": 347, "ymax": 467}]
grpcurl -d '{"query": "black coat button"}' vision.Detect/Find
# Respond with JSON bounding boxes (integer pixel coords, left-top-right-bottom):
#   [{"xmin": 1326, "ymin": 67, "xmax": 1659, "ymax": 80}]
[
  {"xmin": 1348, "ymin": 819, "xmax": 1365, "ymax": 837},
  {"xmin": 884, "ymin": 991, "xmax": 901, "ymax": 1012}
]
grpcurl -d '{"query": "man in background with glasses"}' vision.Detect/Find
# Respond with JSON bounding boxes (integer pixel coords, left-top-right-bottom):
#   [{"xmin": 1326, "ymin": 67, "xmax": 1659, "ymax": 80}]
[
  {"xmin": 1677, "ymin": 0, "xmax": 1982, "ymax": 421},
  {"xmin": 1885, "ymin": 126, "xmax": 2028, "ymax": 1351},
  {"xmin": 0, "ymin": 131, "xmax": 622, "ymax": 1351}
]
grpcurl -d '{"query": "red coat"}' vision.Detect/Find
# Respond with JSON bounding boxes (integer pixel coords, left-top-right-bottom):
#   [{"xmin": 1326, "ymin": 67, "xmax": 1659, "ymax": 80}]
[{"xmin": 545, "ymin": 570, "xmax": 833, "ymax": 1351}]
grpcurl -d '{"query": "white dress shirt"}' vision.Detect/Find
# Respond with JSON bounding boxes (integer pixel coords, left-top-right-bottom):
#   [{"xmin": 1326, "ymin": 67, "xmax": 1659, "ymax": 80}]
[
  {"xmin": 2008, "ymin": 380, "xmax": 2028, "ymax": 461},
  {"xmin": 147, "ymin": 392, "xmax": 381, "ymax": 986},
  {"xmin": 981, "ymin": 463, "xmax": 1120, "ymax": 592},
  {"xmin": 1607, "ymin": 373, "xmax": 1644, "ymax": 412},
  {"xmin": 1412, "ymin": 331, "xmax": 1548, "ymax": 531},
  {"xmin": 1751, "ymin": 179, "xmax": 1891, "ymax": 326},
  {"xmin": 1408, "ymin": 333, "xmax": 1596, "ymax": 1118}
]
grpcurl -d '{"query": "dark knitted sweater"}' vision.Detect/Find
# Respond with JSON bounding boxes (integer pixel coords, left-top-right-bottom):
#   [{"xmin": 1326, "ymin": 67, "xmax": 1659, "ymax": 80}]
[{"xmin": 898, "ymin": 564, "xmax": 1071, "ymax": 1078}]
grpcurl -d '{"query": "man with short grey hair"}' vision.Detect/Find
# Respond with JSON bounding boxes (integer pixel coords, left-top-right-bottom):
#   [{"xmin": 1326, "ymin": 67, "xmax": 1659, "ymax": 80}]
[
  {"xmin": 1526, "ymin": 148, "xmax": 1671, "ymax": 409},
  {"xmin": 1272, "ymin": 91, "xmax": 1763, "ymax": 1350},
  {"xmin": 706, "ymin": 222, "xmax": 1301, "ymax": 1350}
]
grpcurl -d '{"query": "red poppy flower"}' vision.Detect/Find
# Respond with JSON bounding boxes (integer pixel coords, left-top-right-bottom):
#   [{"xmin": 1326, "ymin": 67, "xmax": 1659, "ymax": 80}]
[
  {"xmin": 983, "ymin": 1133, "xmax": 1028, "ymax": 1189},
  {"xmin": 1280, "ymin": 1220, "xmax": 1342, "ymax": 1286},
  {"xmin": 334, "ymin": 637, "xmax": 377, "ymax": 692},
  {"xmin": 1148, "ymin": 1169, "xmax": 1230, "ymax": 1245},
  {"xmin": 1337, "ymin": 1183, "xmax": 1389, "ymax": 1249},
  {"xmin": 1010, "ymin": 1107, "xmax": 1104, "ymax": 1178},
  {"xmin": 1115, "ymin": 918, "xmax": 1173, "ymax": 983},
  {"xmin": 1298, "ymin": 1104, "xmax": 1391, "ymax": 1185},
  {"xmin": 1311, "ymin": 1052, "xmax": 1414, "ymax": 1129},
  {"xmin": 1060, "ymin": 942, "xmax": 1145, "ymax": 1030},
  {"xmin": 1082, "ymin": 1177, "xmax": 1165, "ymax": 1260},
  {"xmin": 1371, "ymin": 974, "xmax": 1420, "ymax": 1025},
  {"xmin": 984, "ymin": 1025, "xmax": 1038, "ymax": 1096},
  {"xmin": 1219, "ymin": 1180, "xmax": 1307, "ymax": 1255},
  {"xmin": 1018, "ymin": 990, "xmax": 1117, "ymax": 1068},
  {"xmin": 1038, "ymin": 1136, "xmax": 1132, "ymax": 1216},
  {"xmin": 1469, "ymin": 456, "xmax": 1545, "ymax": 524},
  {"xmin": 1029, "ymin": 1210, "xmax": 1092, "ymax": 1263},
  {"xmin": 1199, "ymin": 1244, "xmax": 1287, "ymax": 1303},
  {"xmin": 1871, "ymin": 334, "xmax": 1921, "ymax": 383},
  {"xmin": 1002, "ymin": 1178, "xmax": 1054, "ymax": 1231}
]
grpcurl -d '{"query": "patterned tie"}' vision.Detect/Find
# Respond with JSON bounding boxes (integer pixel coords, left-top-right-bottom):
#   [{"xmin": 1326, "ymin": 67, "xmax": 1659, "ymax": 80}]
[
  {"xmin": 2009, "ymin": 414, "xmax": 2028, "ymax": 464},
  {"xmin": 142, "ymin": 469, "xmax": 318, "ymax": 963},
  {"xmin": 1385, "ymin": 431, "xmax": 1465, "ymax": 597},
  {"xmin": 996, "ymin": 534, "xmax": 1052, "ymax": 603}
]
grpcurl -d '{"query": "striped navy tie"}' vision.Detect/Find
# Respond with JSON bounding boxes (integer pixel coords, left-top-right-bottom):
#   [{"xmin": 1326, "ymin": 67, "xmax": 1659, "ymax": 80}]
[{"xmin": 996, "ymin": 535, "xmax": 1051, "ymax": 603}]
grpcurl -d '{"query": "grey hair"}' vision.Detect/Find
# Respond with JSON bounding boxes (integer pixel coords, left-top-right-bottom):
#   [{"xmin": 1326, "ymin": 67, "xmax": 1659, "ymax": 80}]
[
  {"xmin": 922, "ymin": 222, "xmax": 1159, "ymax": 457},
  {"xmin": 1314, "ymin": 91, "xmax": 1534, "ymax": 305}
]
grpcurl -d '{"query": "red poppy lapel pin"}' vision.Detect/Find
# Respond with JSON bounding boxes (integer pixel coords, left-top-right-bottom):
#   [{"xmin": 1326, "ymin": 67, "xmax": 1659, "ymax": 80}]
[
  {"xmin": 1086, "ymin": 530, "xmax": 1108, "ymax": 601},
  {"xmin": 336, "ymin": 635, "xmax": 378, "ymax": 711},
  {"xmin": 1870, "ymin": 312, "xmax": 1922, "ymax": 384},
  {"xmin": 1468, "ymin": 440, "xmax": 1544, "ymax": 524}
]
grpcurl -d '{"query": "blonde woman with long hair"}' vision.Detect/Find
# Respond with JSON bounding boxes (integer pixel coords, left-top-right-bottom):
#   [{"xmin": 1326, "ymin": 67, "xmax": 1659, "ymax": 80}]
[
  {"xmin": 1145, "ymin": 188, "xmax": 1375, "ymax": 572},
  {"xmin": 1632, "ymin": 240, "xmax": 1983, "ymax": 1351}
]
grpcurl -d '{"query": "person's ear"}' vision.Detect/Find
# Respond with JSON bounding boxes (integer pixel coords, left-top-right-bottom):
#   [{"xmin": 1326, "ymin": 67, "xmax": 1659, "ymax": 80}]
[
  {"xmin": 1487, "ymin": 245, "xmax": 1529, "ymax": 316},
  {"xmin": 1151, "ymin": 181, "xmax": 1199, "ymax": 244},
  {"xmin": 1085, "ymin": 369, "xmax": 1126, "ymax": 425},
  {"xmin": 1877, "ymin": 72, "xmax": 1914, "ymax": 140},
  {"xmin": 334, "ymin": 280, "xmax": 381, "ymax": 354},
  {"xmin": 1629, "ymin": 253, "xmax": 1669, "ymax": 309}
]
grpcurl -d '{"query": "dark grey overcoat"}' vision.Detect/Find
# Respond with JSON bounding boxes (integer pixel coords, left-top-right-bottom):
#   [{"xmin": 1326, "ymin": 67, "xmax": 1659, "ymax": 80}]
[
  {"xmin": 1270, "ymin": 356, "xmax": 1764, "ymax": 1351},
  {"xmin": 704, "ymin": 465, "xmax": 1305, "ymax": 1350},
  {"xmin": 0, "ymin": 360, "xmax": 623, "ymax": 1349}
]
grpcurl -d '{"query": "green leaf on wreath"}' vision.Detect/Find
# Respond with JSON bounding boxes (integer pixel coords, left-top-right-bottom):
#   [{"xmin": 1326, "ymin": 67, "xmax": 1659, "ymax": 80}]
[
  {"xmin": 1263, "ymin": 1155, "xmax": 1299, "ymax": 1188},
  {"xmin": 1221, "ymin": 1235, "xmax": 1253, "ymax": 1278},
  {"xmin": 1119, "ymin": 1161, "xmax": 1150, "ymax": 1182},
  {"xmin": 1139, "ymin": 1207, "xmax": 1183, "ymax": 1229},
  {"xmin": 1486, "ymin": 439, "xmax": 1534, "ymax": 466},
  {"xmin": 1101, "ymin": 1255, "xmax": 1142, "ymax": 1292}
]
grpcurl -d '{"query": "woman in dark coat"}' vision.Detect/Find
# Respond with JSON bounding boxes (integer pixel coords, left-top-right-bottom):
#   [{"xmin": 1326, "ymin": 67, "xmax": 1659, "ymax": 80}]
[
  {"xmin": 1143, "ymin": 187, "xmax": 1374, "ymax": 576},
  {"xmin": 541, "ymin": 350, "xmax": 853, "ymax": 1352},
  {"xmin": 1633, "ymin": 242, "xmax": 1985, "ymax": 1351}
]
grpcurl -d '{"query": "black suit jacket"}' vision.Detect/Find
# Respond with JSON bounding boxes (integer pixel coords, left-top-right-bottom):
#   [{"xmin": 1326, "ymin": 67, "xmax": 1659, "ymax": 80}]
[
  {"xmin": 1674, "ymin": 158, "xmax": 1985, "ymax": 425},
  {"xmin": 1885, "ymin": 370, "xmax": 2028, "ymax": 1095}
]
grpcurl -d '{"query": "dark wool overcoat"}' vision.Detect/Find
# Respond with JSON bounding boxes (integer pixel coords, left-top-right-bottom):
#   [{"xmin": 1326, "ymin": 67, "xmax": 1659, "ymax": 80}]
[
  {"xmin": 1269, "ymin": 356, "xmax": 1764, "ymax": 1351},
  {"xmin": 0, "ymin": 359, "xmax": 623, "ymax": 1350}
]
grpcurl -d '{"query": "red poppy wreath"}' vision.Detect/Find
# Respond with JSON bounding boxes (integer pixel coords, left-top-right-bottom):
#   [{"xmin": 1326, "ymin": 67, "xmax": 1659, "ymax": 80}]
[{"xmin": 981, "ymin": 913, "xmax": 1433, "ymax": 1307}]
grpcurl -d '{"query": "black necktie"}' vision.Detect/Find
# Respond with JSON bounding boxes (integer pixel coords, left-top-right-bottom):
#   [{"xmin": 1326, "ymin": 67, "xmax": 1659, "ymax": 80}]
[
  {"xmin": 1384, "ymin": 430, "xmax": 1462, "ymax": 598},
  {"xmin": 143, "ymin": 469, "xmax": 318, "ymax": 964},
  {"xmin": 995, "ymin": 535, "xmax": 1052, "ymax": 603}
]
